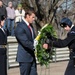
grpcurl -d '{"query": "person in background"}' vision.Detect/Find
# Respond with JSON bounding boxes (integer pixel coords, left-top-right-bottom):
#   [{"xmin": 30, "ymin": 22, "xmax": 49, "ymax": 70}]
[
  {"xmin": 43, "ymin": 17, "xmax": 75, "ymax": 75},
  {"xmin": 0, "ymin": 0, "xmax": 7, "ymax": 31},
  {"xmin": 15, "ymin": 7, "xmax": 37, "ymax": 75},
  {"xmin": 0, "ymin": 15, "xmax": 7, "ymax": 75},
  {"xmin": 6, "ymin": 1, "xmax": 15, "ymax": 36},
  {"xmin": 15, "ymin": 4, "xmax": 25, "ymax": 25}
]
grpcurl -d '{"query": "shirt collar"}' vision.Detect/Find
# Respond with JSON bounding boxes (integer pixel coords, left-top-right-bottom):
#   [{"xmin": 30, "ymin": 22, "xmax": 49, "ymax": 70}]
[
  {"xmin": 71, "ymin": 24, "xmax": 74, "ymax": 29},
  {"xmin": 23, "ymin": 18, "xmax": 29, "ymax": 26},
  {"xmin": 0, "ymin": 27, "xmax": 5, "ymax": 33},
  {"xmin": 0, "ymin": 27, "xmax": 3, "ymax": 30}
]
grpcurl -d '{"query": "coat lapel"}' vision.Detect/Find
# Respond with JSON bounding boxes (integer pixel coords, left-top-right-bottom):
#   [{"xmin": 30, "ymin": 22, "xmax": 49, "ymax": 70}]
[
  {"xmin": 0, "ymin": 29, "xmax": 7, "ymax": 43},
  {"xmin": 21, "ymin": 21, "xmax": 34, "ymax": 39},
  {"xmin": 0, "ymin": 29, "xmax": 6, "ymax": 36}
]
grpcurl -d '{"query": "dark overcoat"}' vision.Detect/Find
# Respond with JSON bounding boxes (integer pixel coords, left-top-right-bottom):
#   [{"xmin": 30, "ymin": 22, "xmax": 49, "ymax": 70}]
[{"xmin": 0, "ymin": 28, "xmax": 7, "ymax": 75}]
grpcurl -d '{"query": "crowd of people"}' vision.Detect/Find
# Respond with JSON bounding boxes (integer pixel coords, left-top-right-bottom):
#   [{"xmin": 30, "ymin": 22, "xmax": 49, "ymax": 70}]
[
  {"xmin": 0, "ymin": 1, "xmax": 25, "ymax": 36},
  {"xmin": 0, "ymin": 0, "xmax": 75, "ymax": 75}
]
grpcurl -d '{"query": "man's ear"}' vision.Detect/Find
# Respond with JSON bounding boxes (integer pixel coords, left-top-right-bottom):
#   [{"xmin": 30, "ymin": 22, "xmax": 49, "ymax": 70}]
[{"xmin": 27, "ymin": 14, "xmax": 30, "ymax": 18}]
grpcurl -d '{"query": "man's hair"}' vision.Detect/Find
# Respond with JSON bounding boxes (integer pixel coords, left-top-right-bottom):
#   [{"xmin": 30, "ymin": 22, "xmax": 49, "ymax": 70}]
[
  {"xmin": 0, "ymin": 15, "xmax": 5, "ymax": 21},
  {"xmin": 25, "ymin": 7, "xmax": 35, "ymax": 18},
  {"xmin": 0, "ymin": 0, "xmax": 2, "ymax": 2}
]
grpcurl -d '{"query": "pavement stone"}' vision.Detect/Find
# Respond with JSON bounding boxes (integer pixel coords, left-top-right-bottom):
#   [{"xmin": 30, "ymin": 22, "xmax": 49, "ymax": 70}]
[{"xmin": 8, "ymin": 61, "xmax": 68, "ymax": 75}]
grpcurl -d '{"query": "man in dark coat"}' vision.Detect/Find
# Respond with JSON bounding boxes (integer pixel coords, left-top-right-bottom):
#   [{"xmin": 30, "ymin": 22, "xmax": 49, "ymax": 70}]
[
  {"xmin": 0, "ymin": 15, "xmax": 7, "ymax": 75},
  {"xmin": 15, "ymin": 8, "xmax": 37, "ymax": 75},
  {"xmin": 43, "ymin": 17, "xmax": 75, "ymax": 75},
  {"xmin": 0, "ymin": 1, "xmax": 8, "ymax": 34},
  {"xmin": 0, "ymin": 1, "xmax": 7, "ymax": 18}
]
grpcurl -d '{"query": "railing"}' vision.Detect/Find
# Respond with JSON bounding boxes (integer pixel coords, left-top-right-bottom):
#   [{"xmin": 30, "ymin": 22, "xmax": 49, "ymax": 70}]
[
  {"xmin": 7, "ymin": 36, "xmax": 19, "ymax": 68},
  {"xmin": 7, "ymin": 36, "xmax": 69, "ymax": 68}
]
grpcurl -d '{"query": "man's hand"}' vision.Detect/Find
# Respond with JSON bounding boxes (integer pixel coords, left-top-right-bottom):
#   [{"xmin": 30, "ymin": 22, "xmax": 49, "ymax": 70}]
[{"xmin": 43, "ymin": 44, "xmax": 49, "ymax": 49}]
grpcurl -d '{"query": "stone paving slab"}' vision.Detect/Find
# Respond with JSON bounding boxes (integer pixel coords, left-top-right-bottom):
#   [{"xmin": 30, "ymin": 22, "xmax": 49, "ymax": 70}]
[{"xmin": 8, "ymin": 61, "xmax": 68, "ymax": 75}]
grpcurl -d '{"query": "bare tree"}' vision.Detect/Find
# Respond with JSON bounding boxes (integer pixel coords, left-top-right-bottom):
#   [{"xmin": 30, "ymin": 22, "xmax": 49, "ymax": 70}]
[
  {"xmin": 22, "ymin": 0, "xmax": 65, "ymax": 26},
  {"xmin": 21, "ymin": 0, "xmax": 66, "ymax": 35},
  {"xmin": 3, "ymin": 0, "xmax": 75, "ymax": 37}
]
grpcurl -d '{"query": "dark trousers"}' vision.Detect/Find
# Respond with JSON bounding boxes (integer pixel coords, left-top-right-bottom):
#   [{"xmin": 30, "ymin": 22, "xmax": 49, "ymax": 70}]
[
  {"xmin": 0, "ymin": 48, "xmax": 7, "ymax": 75},
  {"xmin": 64, "ymin": 52, "xmax": 75, "ymax": 75},
  {"xmin": 19, "ymin": 61, "xmax": 37, "ymax": 75}
]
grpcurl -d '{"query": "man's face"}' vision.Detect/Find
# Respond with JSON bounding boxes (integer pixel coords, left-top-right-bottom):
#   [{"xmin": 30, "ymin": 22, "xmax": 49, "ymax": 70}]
[
  {"xmin": 0, "ymin": 1, "xmax": 3, "ymax": 7},
  {"xmin": 1, "ymin": 20, "xmax": 5, "ymax": 27},
  {"xmin": 27, "ymin": 13, "xmax": 35, "ymax": 24}
]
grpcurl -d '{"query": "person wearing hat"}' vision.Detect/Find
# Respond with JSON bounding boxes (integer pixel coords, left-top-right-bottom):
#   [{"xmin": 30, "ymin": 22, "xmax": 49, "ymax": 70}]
[
  {"xmin": 15, "ymin": 4, "xmax": 25, "ymax": 25},
  {"xmin": 0, "ymin": 15, "xmax": 7, "ymax": 75},
  {"xmin": 43, "ymin": 17, "xmax": 75, "ymax": 75}
]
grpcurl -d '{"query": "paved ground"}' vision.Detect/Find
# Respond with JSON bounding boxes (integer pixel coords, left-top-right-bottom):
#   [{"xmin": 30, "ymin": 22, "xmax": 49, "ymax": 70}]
[{"xmin": 8, "ymin": 61, "xmax": 68, "ymax": 75}]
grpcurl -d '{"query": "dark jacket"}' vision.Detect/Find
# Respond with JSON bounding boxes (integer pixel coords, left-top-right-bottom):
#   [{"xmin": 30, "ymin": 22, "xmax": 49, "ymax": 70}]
[
  {"xmin": 15, "ymin": 20, "xmax": 36, "ymax": 62},
  {"xmin": 51, "ymin": 26, "xmax": 75, "ymax": 50},
  {"xmin": 0, "ymin": 29, "xmax": 7, "ymax": 45},
  {"xmin": 0, "ymin": 6, "xmax": 7, "ymax": 18},
  {"xmin": 0, "ymin": 28, "xmax": 7, "ymax": 75}
]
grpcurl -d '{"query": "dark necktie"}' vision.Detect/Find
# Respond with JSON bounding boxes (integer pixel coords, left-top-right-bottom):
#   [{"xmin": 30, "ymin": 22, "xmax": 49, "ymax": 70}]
[
  {"xmin": 28, "ymin": 25, "xmax": 32, "ymax": 33},
  {"xmin": 28, "ymin": 25, "xmax": 34, "ymax": 39}
]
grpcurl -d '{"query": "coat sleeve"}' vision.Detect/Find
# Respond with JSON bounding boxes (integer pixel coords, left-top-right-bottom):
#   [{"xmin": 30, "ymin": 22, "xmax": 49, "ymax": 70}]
[
  {"xmin": 15, "ymin": 25, "xmax": 34, "ymax": 51},
  {"xmin": 52, "ymin": 33, "xmax": 75, "ymax": 48}
]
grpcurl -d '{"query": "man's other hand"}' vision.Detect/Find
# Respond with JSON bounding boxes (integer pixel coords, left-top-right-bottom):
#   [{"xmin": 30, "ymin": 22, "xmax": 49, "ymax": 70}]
[{"xmin": 43, "ymin": 44, "xmax": 48, "ymax": 49}]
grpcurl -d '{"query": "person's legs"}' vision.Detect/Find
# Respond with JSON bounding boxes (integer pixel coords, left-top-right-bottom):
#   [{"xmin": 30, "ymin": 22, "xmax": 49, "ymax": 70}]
[
  {"xmin": 11, "ymin": 19, "xmax": 15, "ymax": 36},
  {"xmin": 7, "ymin": 19, "xmax": 11, "ymax": 36},
  {"xmin": 30, "ymin": 61, "xmax": 37, "ymax": 75},
  {"xmin": 64, "ymin": 59, "xmax": 75, "ymax": 75},
  {"xmin": 64, "ymin": 52, "xmax": 75, "ymax": 75},
  {"xmin": 0, "ymin": 49, "xmax": 7, "ymax": 75},
  {"xmin": 19, "ymin": 62, "xmax": 32, "ymax": 75}
]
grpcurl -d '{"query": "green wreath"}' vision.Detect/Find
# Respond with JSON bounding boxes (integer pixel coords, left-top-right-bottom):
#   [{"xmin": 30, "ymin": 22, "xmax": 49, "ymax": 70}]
[{"xmin": 35, "ymin": 24, "xmax": 56, "ymax": 66}]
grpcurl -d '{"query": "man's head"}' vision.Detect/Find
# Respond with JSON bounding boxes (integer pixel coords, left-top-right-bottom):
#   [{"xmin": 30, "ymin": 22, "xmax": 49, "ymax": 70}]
[
  {"xmin": 0, "ymin": 1, "xmax": 3, "ymax": 7},
  {"xmin": 8, "ymin": 1, "xmax": 13, "ymax": 8},
  {"xmin": 60, "ymin": 17, "xmax": 72, "ymax": 31},
  {"xmin": 24, "ymin": 7, "xmax": 36, "ymax": 24}
]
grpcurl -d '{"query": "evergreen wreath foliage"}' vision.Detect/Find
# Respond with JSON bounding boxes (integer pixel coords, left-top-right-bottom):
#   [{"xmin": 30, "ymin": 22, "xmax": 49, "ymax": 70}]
[{"xmin": 35, "ymin": 24, "xmax": 56, "ymax": 66}]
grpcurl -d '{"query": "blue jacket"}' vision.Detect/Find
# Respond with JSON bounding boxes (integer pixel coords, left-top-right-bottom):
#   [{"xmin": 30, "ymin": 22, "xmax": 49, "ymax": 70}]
[{"xmin": 15, "ymin": 20, "xmax": 35, "ymax": 62}]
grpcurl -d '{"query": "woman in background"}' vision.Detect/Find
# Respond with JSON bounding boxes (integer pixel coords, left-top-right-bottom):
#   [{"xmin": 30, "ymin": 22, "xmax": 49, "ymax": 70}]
[{"xmin": 15, "ymin": 4, "xmax": 25, "ymax": 25}]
